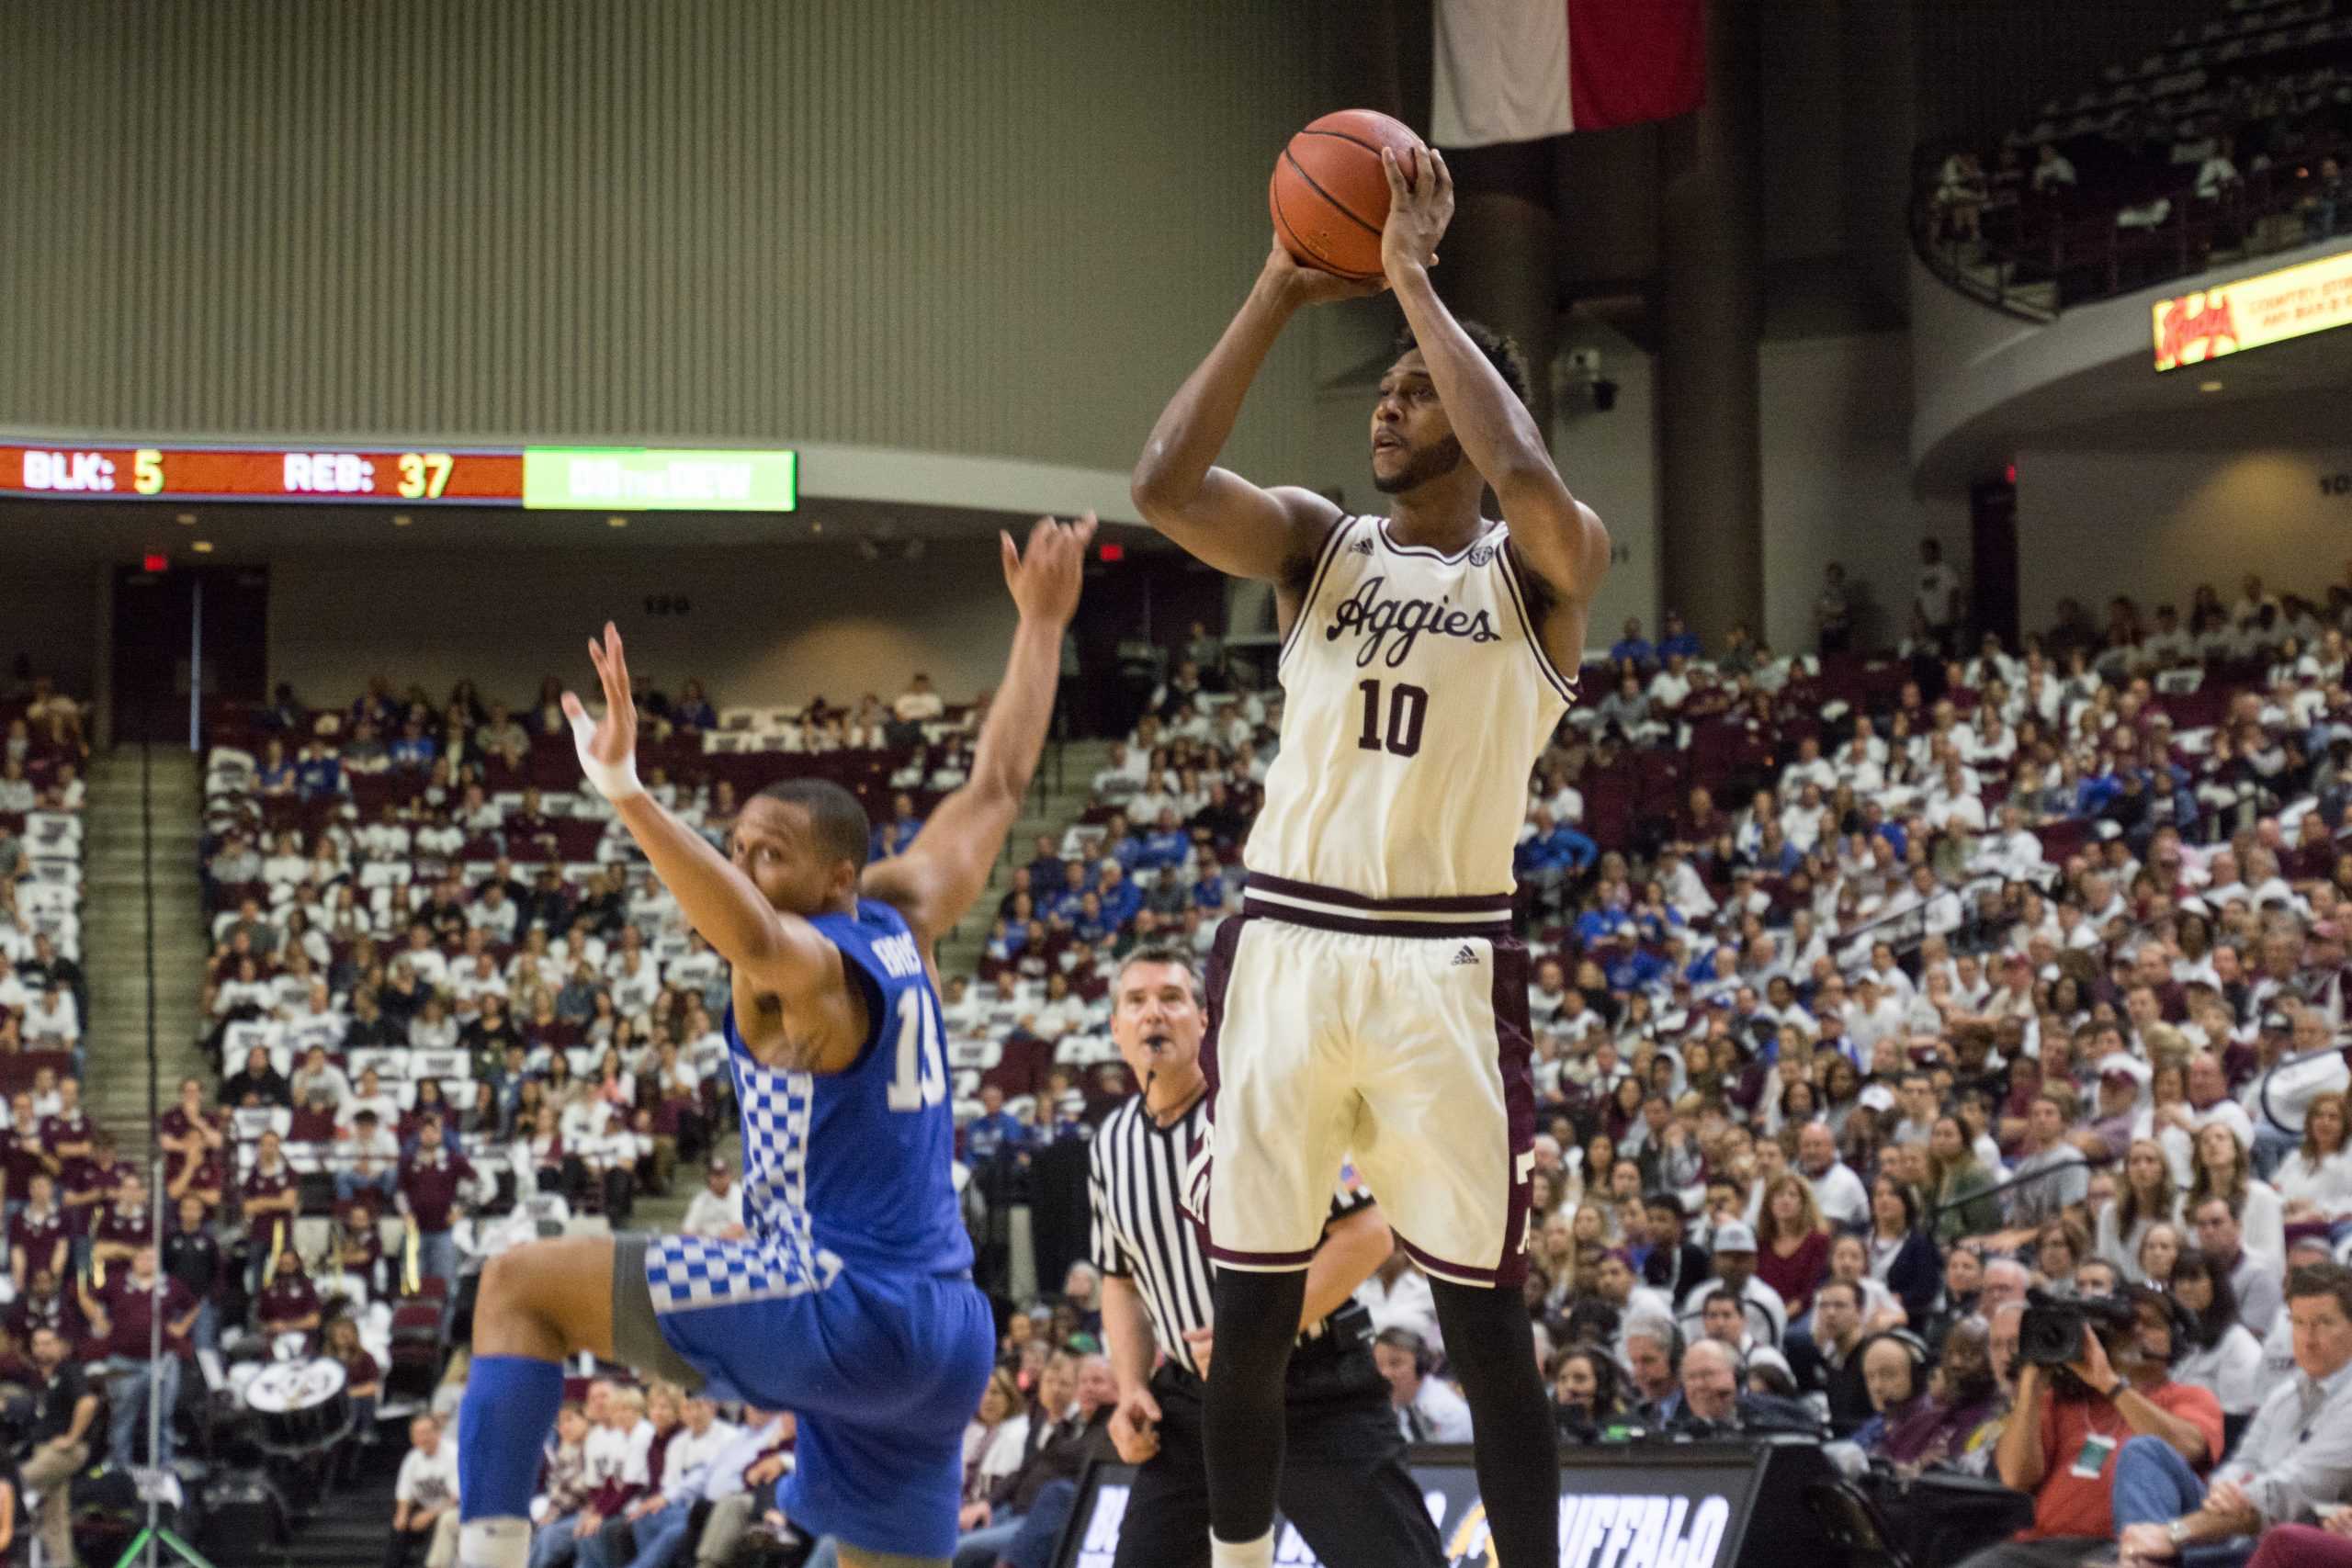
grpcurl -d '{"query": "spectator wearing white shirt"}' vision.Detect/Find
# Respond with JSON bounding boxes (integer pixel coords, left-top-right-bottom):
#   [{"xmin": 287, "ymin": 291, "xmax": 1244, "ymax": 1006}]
[
  {"xmin": 2196, "ymin": 138, "xmax": 2242, "ymax": 200},
  {"xmin": 2030, "ymin": 141, "xmax": 2075, "ymax": 191},
  {"xmin": 1915, "ymin": 538, "xmax": 1964, "ymax": 656},
  {"xmin": 894, "ymin": 673, "xmax": 946, "ymax": 724},
  {"xmin": 1798, "ymin": 1122, "xmax": 1871, "ymax": 1230},
  {"xmin": 681, "ymin": 1160, "xmax": 746, "ymax": 1236},
  {"xmin": 1356, "ymin": 1242, "xmax": 1442, "ymax": 1349},
  {"xmin": 1374, "ymin": 1328, "xmax": 1473, "ymax": 1442},
  {"xmin": 22, "ymin": 984, "xmax": 76, "ymax": 1048},
  {"xmin": 2278, "ymin": 1091, "xmax": 2352, "ymax": 1226},
  {"xmin": 468, "ymin": 884, "xmax": 520, "ymax": 942},
  {"xmin": 388, "ymin": 1413, "xmax": 460, "ymax": 1568}
]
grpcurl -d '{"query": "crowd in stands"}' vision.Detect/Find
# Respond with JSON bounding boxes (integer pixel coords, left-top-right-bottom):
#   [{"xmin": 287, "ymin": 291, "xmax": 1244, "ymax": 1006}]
[
  {"xmin": 294, "ymin": 537, "xmax": 2352, "ymax": 1566},
  {"xmin": 190, "ymin": 670, "xmax": 979, "ymax": 1566},
  {"xmin": 1923, "ymin": 0, "xmax": 2351, "ymax": 302}
]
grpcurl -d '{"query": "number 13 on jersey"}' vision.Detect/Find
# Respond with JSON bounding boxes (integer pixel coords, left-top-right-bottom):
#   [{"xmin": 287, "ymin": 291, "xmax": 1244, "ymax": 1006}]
[{"xmin": 888, "ymin": 989, "xmax": 948, "ymax": 1111}]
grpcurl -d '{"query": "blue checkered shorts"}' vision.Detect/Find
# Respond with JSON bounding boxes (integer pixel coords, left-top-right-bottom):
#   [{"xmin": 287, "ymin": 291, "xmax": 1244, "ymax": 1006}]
[{"xmin": 629, "ymin": 1235, "xmax": 993, "ymax": 1561}]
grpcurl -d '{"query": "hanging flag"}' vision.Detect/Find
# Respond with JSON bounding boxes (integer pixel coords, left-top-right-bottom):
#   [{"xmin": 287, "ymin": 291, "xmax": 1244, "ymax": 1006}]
[{"xmin": 1430, "ymin": 0, "xmax": 1706, "ymax": 147}]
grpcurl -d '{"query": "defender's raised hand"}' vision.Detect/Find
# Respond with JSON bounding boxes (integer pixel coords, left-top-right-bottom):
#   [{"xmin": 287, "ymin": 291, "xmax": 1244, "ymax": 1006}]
[
  {"xmin": 1001, "ymin": 512, "xmax": 1097, "ymax": 628},
  {"xmin": 562, "ymin": 621, "xmax": 645, "ymax": 801}
]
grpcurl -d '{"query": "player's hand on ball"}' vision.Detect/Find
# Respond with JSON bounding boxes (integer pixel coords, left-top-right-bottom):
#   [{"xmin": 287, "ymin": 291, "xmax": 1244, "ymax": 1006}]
[
  {"xmin": 1110, "ymin": 1385, "xmax": 1162, "ymax": 1464},
  {"xmin": 1001, "ymin": 512, "xmax": 1096, "ymax": 628},
  {"xmin": 1261, "ymin": 237, "xmax": 1387, "ymax": 306},
  {"xmin": 1379, "ymin": 145, "xmax": 1452, "ymax": 280},
  {"xmin": 1183, "ymin": 1325, "xmax": 1215, "ymax": 1378}
]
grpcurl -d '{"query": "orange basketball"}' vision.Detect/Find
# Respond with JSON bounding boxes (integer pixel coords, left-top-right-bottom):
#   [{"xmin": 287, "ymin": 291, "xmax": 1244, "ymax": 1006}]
[{"xmin": 1270, "ymin": 108, "xmax": 1425, "ymax": 282}]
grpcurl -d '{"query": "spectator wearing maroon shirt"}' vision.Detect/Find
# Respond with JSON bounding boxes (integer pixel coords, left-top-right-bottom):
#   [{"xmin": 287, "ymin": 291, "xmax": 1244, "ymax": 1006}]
[
  {"xmin": 155, "ymin": 1077, "xmax": 227, "ymax": 1191},
  {"xmin": 89, "ymin": 1168, "xmax": 153, "ymax": 1269},
  {"xmin": 9, "ymin": 1267, "xmax": 77, "ymax": 1348},
  {"xmin": 241, "ymin": 1130, "xmax": 301, "ymax": 1292},
  {"xmin": 335, "ymin": 1197, "xmax": 389, "ymax": 1301},
  {"xmin": 321, "ymin": 1313, "xmax": 381, "ymax": 1481},
  {"xmin": 163, "ymin": 1195, "xmax": 225, "ymax": 1351},
  {"xmin": 7, "ymin": 1172, "xmax": 65, "ymax": 1294},
  {"xmin": 254, "ymin": 1248, "xmax": 322, "ymax": 1342},
  {"xmin": 37, "ymin": 1076, "xmax": 91, "ymax": 1177},
  {"xmin": 396, "ymin": 1118, "xmax": 480, "ymax": 1291},
  {"xmin": 81, "ymin": 1244, "xmax": 198, "ymax": 1471}
]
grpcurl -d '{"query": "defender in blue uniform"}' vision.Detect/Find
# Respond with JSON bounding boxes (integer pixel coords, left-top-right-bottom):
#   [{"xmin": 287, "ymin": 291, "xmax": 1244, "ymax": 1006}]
[{"xmin": 454, "ymin": 514, "xmax": 1094, "ymax": 1568}]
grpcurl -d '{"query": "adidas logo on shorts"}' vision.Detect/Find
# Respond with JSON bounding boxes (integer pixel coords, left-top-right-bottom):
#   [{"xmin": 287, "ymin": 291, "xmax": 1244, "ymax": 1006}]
[{"xmin": 1451, "ymin": 945, "xmax": 1479, "ymax": 966}]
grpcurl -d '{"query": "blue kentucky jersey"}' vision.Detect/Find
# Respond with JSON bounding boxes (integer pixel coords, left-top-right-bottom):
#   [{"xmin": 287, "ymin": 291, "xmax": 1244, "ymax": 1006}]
[{"xmin": 722, "ymin": 898, "xmax": 972, "ymax": 1280}]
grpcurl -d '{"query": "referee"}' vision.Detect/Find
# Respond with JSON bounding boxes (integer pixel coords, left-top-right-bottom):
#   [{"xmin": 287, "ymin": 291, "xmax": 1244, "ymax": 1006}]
[{"xmin": 1088, "ymin": 944, "xmax": 1445, "ymax": 1568}]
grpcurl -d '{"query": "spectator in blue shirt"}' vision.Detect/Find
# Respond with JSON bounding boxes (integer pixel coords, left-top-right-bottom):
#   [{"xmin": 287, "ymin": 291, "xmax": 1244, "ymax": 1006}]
[
  {"xmin": 294, "ymin": 741, "xmax": 344, "ymax": 802},
  {"xmin": 1575, "ymin": 886, "xmax": 1634, "ymax": 948},
  {"xmin": 1515, "ymin": 810, "xmax": 1597, "ymax": 912},
  {"xmin": 872, "ymin": 793, "xmax": 923, "ymax": 860},
  {"xmin": 1601, "ymin": 932, "xmax": 1669, "ymax": 994},
  {"xmin": 1073, "ymin": 892, "xmax": 1115, "ymax": 946},
  {"xmin": 1048, "ymin": 862, "xmax": 1093, "ymax": 926},
  {"xmin": 1102, "ymin": 814, "xmax": 1149, "ymax": 875},
  {"xmin": 387, "ymin": 715, "xmax": 438, "ymax": 771},
  {"xmin": 1138, "ymin": 808, "xmax": 1193, "ymax": 873},
  {"xmin": 1024, "ymin": 834, "xmax": 1065, "ymax": 894},
  {"xmin": 1657, "ymin": 611, "xmax": 1702, "ymax": 661},
  {"xmin": 1094, "ymin": 863, "xmax": 1142, "ymax": 931},
  {"xmin": 1610, "ymin": 617, "xmax": 1657, "ymax": 670},
  {"xmin": 963, "ymin": 1086, "xmax": 1030, "ymax": 1165},
  {"xmin": 1193, "ymin": 867, "xmax": 1231, "ymax": 912}
]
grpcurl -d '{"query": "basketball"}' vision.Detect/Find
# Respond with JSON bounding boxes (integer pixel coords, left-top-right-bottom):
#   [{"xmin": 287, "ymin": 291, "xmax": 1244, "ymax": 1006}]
[{"xmin": 1270, "ymin": 108, "xmax": 1425, "ymax": 281}]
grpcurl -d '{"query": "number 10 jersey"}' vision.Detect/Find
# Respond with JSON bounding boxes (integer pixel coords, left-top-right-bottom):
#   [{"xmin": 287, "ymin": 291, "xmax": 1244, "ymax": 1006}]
[{"xmin": 1244, "ymin": 513, "xmax": 1577, "ymax": 908}]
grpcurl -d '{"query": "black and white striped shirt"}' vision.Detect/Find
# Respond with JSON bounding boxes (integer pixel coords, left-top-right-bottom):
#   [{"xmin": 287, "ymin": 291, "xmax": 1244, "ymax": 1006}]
[{"xmin": 1087, "ymin": 1088, "xmax": 1370, "ymax": 1379}]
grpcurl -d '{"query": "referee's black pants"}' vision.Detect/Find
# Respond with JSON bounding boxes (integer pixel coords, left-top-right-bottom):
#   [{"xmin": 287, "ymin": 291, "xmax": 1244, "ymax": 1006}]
[{"xmin": 1113, "ymin": 1354, "xmax": 1444, "ymax": 1568}]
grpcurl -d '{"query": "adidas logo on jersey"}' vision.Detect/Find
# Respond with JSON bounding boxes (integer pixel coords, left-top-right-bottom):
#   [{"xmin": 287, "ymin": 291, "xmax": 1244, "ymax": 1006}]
[
  {"xmin": 1451, "ymin": 945, "xmax": 1479, "ymax": 966},
  {"xmin": 1347, "ymin": 535, "xmax": 1375, "ymax": 556}
]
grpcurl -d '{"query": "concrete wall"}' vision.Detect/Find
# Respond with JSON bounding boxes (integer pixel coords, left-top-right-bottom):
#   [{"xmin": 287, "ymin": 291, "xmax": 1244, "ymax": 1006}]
[
  {"xmin": 0, "ymin": 561, "xmax": 102, "ymax": 697},
  {"xmin": 2015, "ymin": 445, "xmax": 2352, "ymax": 629},
  {"xmin": 0, "ymin": 0, "xmax": 1326, "ymax": 485},
  {"xmin": 266, "ymin": 540, "xmax": 1022, "ymax": 711}
]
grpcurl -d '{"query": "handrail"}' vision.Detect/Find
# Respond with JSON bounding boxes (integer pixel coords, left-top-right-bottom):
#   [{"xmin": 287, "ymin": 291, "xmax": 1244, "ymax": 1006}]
[{"xmin": 1913, "ymin": 152, "xmax": 2347, "ymax": 318}]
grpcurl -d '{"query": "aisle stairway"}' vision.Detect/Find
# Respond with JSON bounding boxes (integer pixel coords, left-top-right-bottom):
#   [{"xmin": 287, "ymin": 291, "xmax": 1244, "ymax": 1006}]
[
  {"xmin": 81, "ymin": 746, "xmax": 210, "ymax": 1169},
  {"xmin": 933, "ymin": 738, "xmax": 1115, "ymax": 981}
]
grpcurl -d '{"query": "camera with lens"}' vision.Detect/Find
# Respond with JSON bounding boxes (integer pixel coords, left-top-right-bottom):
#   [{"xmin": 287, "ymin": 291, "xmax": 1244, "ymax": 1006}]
[{"xmin": 2018, "ymin": 1289, "xmax": 2137, "ymax": 1369}]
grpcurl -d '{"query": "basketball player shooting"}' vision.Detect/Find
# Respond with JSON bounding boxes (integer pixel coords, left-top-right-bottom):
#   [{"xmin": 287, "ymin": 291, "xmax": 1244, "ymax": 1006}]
[
  {"xmin": 450, "ymin": 513, "xmax": 1094, "ymax": 1568},
  {"xmin": 1131, "ymin": 145, "xmax": 1610, "ymax": 1568}
]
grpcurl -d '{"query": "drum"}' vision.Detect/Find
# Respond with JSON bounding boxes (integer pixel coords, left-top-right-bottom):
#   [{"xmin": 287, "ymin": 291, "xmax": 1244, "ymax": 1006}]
[{"xmin": 244, "ymin": 1357, "xmax": 353, "ymax": 1455}]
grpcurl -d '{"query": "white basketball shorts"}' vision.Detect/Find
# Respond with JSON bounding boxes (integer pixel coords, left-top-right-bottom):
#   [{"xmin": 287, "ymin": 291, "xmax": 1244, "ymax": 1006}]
[{"xmin": 1191, "ymin": 874, "xmax": 1537, "ymax": 1288}]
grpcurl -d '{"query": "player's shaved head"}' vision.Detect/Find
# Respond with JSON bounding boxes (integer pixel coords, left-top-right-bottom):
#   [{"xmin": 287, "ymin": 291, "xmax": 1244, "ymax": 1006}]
[{"xmin": 754, "ymin": 778, "xmax": 870, "ymax": 870}]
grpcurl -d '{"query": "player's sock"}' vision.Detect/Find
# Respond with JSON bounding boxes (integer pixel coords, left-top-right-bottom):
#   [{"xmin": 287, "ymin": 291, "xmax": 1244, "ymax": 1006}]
[
  {"xmin": 1201, "ymin": 1269, "xmax": 1305, "ymax": 1551},
  {"xmin": 1430, "ymin": 1277, "xmax": 1561, "ymax": 1568},
  {"xmin": 1208, "ymin": 1529, "xmax": 1275, "ymax": 1568},
  {"xmin": 456, "ymin": 1353, "xmax": 564, "ymax": 1568}
]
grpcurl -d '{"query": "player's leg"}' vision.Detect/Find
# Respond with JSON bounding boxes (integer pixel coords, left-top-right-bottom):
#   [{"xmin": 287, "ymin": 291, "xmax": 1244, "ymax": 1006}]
[
  {"xmin": 1427, "ymin": 1278, "xmax": 1558, "ymax": 1568},
  {"xmin": 1193, "ymin": 920, "xmax": 1351, "ymax": 1568},
  {"xmin": 1352, "ymin": 932, "xmax": 1556, "ymax": 1568},
  {"xmin": 457, "ymin": 1235, "xmax": 629, "ymax": 1568}
]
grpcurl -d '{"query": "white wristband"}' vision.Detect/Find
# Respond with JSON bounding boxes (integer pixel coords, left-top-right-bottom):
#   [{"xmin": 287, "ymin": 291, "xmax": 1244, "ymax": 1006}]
[{"xmin": 568, "ymin": 707, "xmax": 646, "ymax": 802}]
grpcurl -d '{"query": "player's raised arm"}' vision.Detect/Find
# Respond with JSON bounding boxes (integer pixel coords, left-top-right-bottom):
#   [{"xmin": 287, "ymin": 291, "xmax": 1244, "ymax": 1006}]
[
  {"xmin": 1380, "ymin": 147, "xmax": 1611, "ymax": 629},
  {"xmin": 1129, "ymin": 243, "xmax": 1364, "ymax": 584},
  {"xmin": 861, "ymin": 514, "xmax": 1093, "ymax": 950},
  {"xmin": 563, "ymin": 626, "xmax": 836, "ymax": 1000}
]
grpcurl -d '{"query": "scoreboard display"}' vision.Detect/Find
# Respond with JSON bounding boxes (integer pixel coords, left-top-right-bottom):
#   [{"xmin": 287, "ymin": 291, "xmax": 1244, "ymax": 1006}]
[{"xmin": 0, "ymin": 441, "xmax": 796, "ymax": 512}]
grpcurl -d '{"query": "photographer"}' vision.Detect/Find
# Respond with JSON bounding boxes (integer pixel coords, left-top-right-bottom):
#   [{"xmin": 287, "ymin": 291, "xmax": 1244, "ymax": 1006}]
[
  {"xmin": 1958, "ymin": 1291, "xmax": 2222, "ymax": 1568},
  {"xmin": 2116, "ymin": 1263, "xmax": 2352, "ymax": 1566}
]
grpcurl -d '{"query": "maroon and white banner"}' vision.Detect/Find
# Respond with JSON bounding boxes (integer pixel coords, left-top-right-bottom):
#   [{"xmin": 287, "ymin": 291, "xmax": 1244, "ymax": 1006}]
[{"xmin": 1430, "ymin": 0, "xmax": 1705, "ymax": 147}]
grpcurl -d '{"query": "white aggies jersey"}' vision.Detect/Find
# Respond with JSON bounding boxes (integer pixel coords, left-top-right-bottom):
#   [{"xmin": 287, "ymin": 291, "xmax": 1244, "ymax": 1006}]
[{"xmin": 1245, "ymin": 513, "xmax": 1576, "ymax": 901}]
